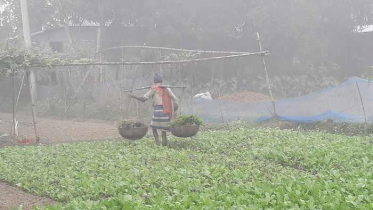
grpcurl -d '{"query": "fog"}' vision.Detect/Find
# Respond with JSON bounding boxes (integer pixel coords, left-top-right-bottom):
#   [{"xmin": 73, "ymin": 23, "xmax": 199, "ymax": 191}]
[
  {"xmin": 1, "ymin": 2, "xmax": 373, "ymax": 209},
  {"xmin": 0, "ymin": 1, "xmax": 373, "ymax": 124}
]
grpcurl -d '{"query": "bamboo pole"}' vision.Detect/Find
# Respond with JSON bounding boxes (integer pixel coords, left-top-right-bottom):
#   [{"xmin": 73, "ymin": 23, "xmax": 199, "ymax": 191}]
[
  {"xmin": 10, "ymin": 70, "xmax": 27, "ymax": 139},
  {"xmin": 29, "ymin": 51, "xmax": 268, "ymax": 68},
  {"xmin": 120, "ymin": 39, "xmax": 125, "ymax": 115},
  {"xmin": 15, "ymin": 71, "xmax": 26, "ymax": 113},
  {"xmin": 355, "ymin": 78, "xmax": 367, "ymax": 124},
  {"xmin": 26, "ymin": 69, "xmax": 40, "ymax": 142},
  {"xmin": 99, "ymin": 45, "xmax": 259, "ymax": 55},
  {"xmin": 256, "ymin": 33, "xmax": 277, "ymax": 116},
  {"xmin": 11, "ymin": 69, "xmax": 16, "ymax": 139},
  {"xmin": 122, "ymin": 85, "xmax": 187, "ymax": 92},
  {"xmin": 217, "ymin": 87, "xmax": 225, "ymax": 124},
  {"xmin": 63, "ymin": 74, "xmax": 68, "ymax": 112}
]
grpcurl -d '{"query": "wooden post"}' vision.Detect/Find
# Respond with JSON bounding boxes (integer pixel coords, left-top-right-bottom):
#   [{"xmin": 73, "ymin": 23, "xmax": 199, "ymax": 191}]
[
  {"xmin": 256, "ymin": 32, "xmax": 277, "ymax": 116},
  {"xmin": 27, "ymin": 69, "xmax": 40, "ymax": 142}
]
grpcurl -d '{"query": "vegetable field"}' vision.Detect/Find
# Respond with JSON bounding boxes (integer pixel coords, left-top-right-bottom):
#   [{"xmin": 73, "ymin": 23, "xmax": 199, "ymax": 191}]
[{"xmin": 0, "ymin": 128, "xmax": 373, "ymax": 209}]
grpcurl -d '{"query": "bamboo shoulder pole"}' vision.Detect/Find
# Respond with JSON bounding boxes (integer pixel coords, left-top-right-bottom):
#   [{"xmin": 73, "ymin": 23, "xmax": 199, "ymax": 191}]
[{"xmin": 122, "ymin": 85, "xmax": 187, "ymax": 92}]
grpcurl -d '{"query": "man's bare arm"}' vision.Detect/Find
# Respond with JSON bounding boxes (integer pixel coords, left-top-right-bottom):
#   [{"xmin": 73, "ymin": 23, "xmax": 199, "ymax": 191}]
[{"xmin": 129, "ymin": 94, "xmax": 147, "ymax": 102}]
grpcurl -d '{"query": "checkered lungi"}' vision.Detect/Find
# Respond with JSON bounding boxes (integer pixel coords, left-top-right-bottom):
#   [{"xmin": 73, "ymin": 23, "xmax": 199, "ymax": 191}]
[{"xmin": 150, "ymin": 105, "xmax": 171, "ymax": 131}]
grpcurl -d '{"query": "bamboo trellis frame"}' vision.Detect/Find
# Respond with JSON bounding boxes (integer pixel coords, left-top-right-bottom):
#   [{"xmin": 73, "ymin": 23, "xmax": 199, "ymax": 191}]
[
  {"xmin": 98, "ymin": 45, "xmax": 253, "ymax": 55},
  {"xmin": 27, "ymin": 51, "xmax": 268, "ymax": 69},
  {"xmin": 10, "ymin": 43, "xmax": 272, "ymax": 142}
]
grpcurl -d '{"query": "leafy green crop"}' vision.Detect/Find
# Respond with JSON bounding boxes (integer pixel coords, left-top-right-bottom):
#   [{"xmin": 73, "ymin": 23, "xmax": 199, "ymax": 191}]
[
  {"xmin": 118, "ymin": 120, "xmax": 146, "ymax": 129},
  {"xmin": 273, "ymin": 120, "xmax": 373, "ymax": 136},
  {"xmin": 0, "ymin": 128, "xmax": 372, "ymax": 209},
  {"xmin": 170, "ymin": 115, "xmax": 203, "ymax": 126}
]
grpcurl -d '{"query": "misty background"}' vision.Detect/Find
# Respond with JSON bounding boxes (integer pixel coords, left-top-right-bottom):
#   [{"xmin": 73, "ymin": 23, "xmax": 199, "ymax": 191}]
[{"xmin": 1, "ymin": 0, "xmax": 373, "ymax": 121}]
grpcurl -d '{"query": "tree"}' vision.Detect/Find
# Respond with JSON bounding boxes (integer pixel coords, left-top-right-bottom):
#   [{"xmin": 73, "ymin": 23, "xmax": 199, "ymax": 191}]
[{"xmin": 1, "ymin": 0, "xmax": 373, "ymax": 95}]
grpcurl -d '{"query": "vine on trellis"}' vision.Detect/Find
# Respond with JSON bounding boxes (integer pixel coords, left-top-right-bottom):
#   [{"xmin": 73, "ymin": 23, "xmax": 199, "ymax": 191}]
[{"xmin": 0, "ymin": 45, "xmax": 93, "ymax": 74}]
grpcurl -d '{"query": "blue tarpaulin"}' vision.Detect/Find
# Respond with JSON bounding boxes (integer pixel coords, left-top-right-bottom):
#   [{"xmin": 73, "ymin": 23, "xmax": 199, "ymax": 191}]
[{"xmin": 195, "ymin": 77, "xmax": 373, "ymax": 124}]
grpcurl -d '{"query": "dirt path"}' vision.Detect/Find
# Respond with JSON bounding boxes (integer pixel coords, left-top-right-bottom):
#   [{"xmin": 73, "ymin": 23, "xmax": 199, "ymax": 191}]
[
  {"xmin": 0, "ymin": 182, "xmax": 56, "ymax": 210},
  {"xmin": 0, "ymin": 112, "xmax": 121, "ymax": 145}
]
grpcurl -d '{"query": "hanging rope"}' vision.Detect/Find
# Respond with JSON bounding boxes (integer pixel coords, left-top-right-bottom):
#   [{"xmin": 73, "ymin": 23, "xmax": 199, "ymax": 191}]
[
  {"xmin": 124, "ymin": 64, "xmax": 143, "ymax": 119},
  {"xmin": 179, "ymin": 82, "xmax": 186, "ymax": 116},
  {"xmin": 119, "ymin": 43, "xmax": 125, "ymax": 115}
]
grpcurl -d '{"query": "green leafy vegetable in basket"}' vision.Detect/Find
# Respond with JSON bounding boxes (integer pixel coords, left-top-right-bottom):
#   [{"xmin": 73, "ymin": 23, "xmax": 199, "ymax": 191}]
[
  {"xmin": 118, "ymin": 120, "xmax": 146, "ymax": 129},
  {"xmin": 170, "ymin": 115, "xmax": 203, "ymax": 126}
]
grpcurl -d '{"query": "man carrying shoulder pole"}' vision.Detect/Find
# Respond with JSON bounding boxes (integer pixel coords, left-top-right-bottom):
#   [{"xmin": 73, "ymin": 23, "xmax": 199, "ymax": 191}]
[{"xmin": 129, "ymin": 73, "xmax": 178, "ymax": 146}]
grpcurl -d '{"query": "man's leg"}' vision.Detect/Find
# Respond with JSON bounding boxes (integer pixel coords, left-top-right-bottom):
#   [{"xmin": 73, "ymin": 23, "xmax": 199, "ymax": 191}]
[
  {"xmin": 153, "ymin": 129, "xmax": 161, "ymax": 145},
  {"xmin": 161, "ymin": 131, "xmax": 168, "ymax": 146}
]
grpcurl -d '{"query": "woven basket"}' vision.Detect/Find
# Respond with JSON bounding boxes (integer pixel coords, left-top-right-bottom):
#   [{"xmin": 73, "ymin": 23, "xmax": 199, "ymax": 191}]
[
  {"xmin": 170, "ymin": 125, "xmax": 200, "ymax": 138},
  {"xmin": 118, "ymin": 126, "xmax": 148, "ymax": 140}
]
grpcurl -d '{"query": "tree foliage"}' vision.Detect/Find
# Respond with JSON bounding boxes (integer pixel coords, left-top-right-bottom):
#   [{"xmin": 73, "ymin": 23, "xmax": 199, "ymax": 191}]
[{"xmin": 1, "ymin": 0, "xmax": 373, "ymax": 96}]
